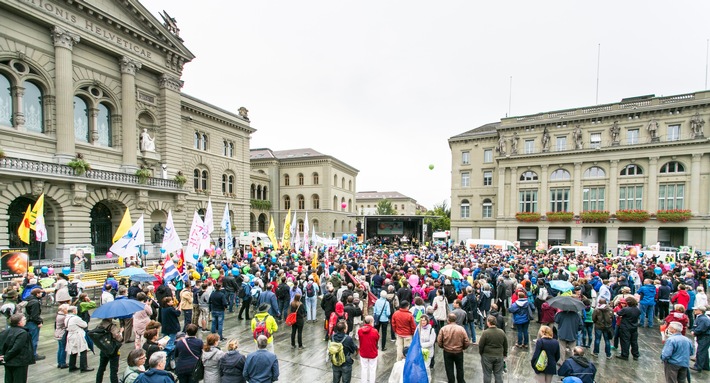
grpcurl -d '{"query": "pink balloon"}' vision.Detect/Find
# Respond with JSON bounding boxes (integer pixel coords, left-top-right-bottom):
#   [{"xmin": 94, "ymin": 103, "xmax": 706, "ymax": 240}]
[
  {"xmin": 341, "ymin": 202, "xmax": 347, "ymax": 209},
  {"xmin": 106, "ymin": 252, "xmax": 113, "ymax": 258},
  {"xmin": 432, "ymin": 263, "xmax": 441, "ymax": 271},
  {"xmin": 462, "ymin": 268, "xmax": 470, "ymax": 276},
  {"xmin": 408, "ymin": 274, "xmax": 419, "ymax": 288},
  {"xmin": 47, "ymin": 267, "xmax": 54, "ymax": 275},
  {"xmin": 405, "ymin": 254, "xmax": 413, "ymax": 262}
]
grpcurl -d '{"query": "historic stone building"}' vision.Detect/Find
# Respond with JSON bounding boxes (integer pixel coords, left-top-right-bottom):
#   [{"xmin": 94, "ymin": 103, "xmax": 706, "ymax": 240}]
[
  {"xmin": 355, "ymin": 191, "xmax": 426, "ymax": 216},
  {"xmin": 449, "ymin": 91, "xmax": 710, "ymax": 253},
  {"xmin": 0, "ymin": 0, "xmax": 253, "ymax": 261},
  {"xmin": 249, "ymin": 148, "xmax": 358, "ymax": 238}
]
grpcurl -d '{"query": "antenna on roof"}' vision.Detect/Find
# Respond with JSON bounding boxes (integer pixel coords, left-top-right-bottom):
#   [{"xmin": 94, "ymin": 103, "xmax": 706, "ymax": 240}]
[
  {"xmin": 508, "ymin": 76, "xmax": 513, "ymax": 117},
  {"xmin": 595, "ymin": 44, "xmax": 601, "ymax": 105}
]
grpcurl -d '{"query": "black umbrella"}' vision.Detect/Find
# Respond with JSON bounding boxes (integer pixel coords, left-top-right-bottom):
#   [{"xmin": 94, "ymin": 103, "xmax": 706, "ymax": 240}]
[{"xmin": 547, "ymin": 295, "xmax": 585, "ymax": 312}]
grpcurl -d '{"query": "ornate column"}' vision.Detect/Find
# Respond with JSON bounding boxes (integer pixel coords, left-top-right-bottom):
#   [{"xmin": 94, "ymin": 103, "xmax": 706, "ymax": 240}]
[
  {"xmin": 51, "ymin": 26, "xmax": 80, "ymax": 163},
  {"xmin": 11, "ymin": 86, "xmax": 25, "ymax": 129},
  {"xmin": 647, "ymin": 157, "xmax": 658, "ymax": 212},
  {"xmin": 573, "ymin": 162, "xmax": 582, "ymax": 214},
  {"xmin": 608, "ymin": 160, "xmax": 618, "ymax": 214},
  {"xmin": 497, "ymin": 167, "xmax": 506, "ymax": 218},
  {"xmin": 540, "ymin": 164, "xmax": 549, "ymax": 215},
  {"xmin": 120, "ymin": 56, "xmax": 142, "ymax": 171},
  {"xmin": 691, "ymin": 154, "xmax": 702, "ymax": 215},
  {"xmin": 89, "ymin": 107, "xmax": 99, "ymax": 144},
  {"xmin": 509, "ymin": 167, "xmax": 518, "ymax": 217}
]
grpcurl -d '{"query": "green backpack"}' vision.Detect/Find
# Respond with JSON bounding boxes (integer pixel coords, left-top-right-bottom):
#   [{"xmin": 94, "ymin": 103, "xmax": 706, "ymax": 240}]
[
  {"xmin": 535, "ymin": 349, "xmax": 548, "ymax": 372},
  {"xmin": 328, "ymin": 340, "xmax": 346, "ymax": 366}
]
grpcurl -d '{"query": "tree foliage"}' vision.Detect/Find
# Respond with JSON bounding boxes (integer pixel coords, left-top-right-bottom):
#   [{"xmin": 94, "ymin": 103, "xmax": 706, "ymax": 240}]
[
  {"xmin": 375, "ymin": 199, "xmax": 396, "ymax": 215},
  {"xmin": 423, "ymin": 200, "xmax": 451, "ymax": 231}
]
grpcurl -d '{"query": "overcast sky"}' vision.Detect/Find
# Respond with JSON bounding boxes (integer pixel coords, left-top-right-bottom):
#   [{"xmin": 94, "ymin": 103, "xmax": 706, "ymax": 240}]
[{"xmin": 143, "ymin": 0, "xmax": 710, "ymax": 209}]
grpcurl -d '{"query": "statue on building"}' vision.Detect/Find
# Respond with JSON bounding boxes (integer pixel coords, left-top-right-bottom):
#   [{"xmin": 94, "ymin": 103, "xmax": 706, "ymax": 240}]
[
  {"xmin": 573, "ymin": 125, "xmax": 583, "ymax": 149},
  {"xmin": 497, "ymin": 134, "xmax": 506, "ymax": 155},
  {"xmin": 152, "ymin": 222, "xmax": 164, "ymax": 243},
  {"xmin": 161, "ymin": 164, "xmax": 168, "ymax": 179},
  {"xmin": 610, "ymin": 120, "xmax": 620, "ymax": 144},
  {"xmin": 690, "ymin": 111, "xmax": 705, "ymax": 138},
  {"xmin": 140, "ymin": 128, "xmax": 156, "ymax": 152},
  {"xmin": 238, "ymin": 107, "xmax": 250, "ymax": 121},
  {"xmin": 646, "ymin": 119, "xmax": 659, "ymax": 141},
  {"xmin": 159, "ymin": 11, "xmax": 181, "ymax": 38},
  {"xmin": 541, "ymin": 127, "xmax": 550, "ymax": 152},
  {"xmin": 509, "ymin": 132, "xmax": 519, "ymax": 155}
]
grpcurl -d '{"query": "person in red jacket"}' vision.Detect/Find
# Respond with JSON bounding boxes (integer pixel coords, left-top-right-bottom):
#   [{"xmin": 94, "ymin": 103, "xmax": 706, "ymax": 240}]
[
  {"xmin": 329, "ymin": 302, "xmax": 348, "ymax": 337},
  {"xmin": 391, "ymin": 300, "xmax": 417, "ymax": 362},
  {"xmin": 358, "ymin": 316, "xmax": 380, "ymax": 383},
  {"xmin": 664, "ymin": 304, "xmax": 690, "ymax": 335},
  {"xmin": 671, "ymin": 285, "xmax": 690, "ymax": 310}
]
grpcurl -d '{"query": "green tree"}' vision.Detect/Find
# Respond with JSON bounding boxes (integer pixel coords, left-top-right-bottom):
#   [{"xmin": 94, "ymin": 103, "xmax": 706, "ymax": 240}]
[
  {"xmin": 423, "ymin": 200, "xmax": 451, "ymax": 231},
  {"xmin": 375, "ymin": 199, "xmax": 396, "ymax": 215}
]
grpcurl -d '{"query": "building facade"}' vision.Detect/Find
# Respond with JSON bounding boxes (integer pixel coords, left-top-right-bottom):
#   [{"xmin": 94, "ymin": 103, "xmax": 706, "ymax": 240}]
[
  {"xmin": 250, "ymin": 148, "xmax": 358, "ymax": 238},
  {"xmin": 449, "ymin": 91, "xmax": 710, "ymax": 253},
  {"xmin": 0, "ymin": 0, "xmax": 253, "ymax": 261},
  {"xmin": 355, "ymin": 191, "xmax": 425, "ymax": 216}
]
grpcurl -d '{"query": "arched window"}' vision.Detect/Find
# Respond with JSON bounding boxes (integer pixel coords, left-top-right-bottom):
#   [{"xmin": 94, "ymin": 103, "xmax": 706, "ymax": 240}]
[
  {"xmin": 222, "ymin": 174, "xmax": 228, "ymax": 194},
  {"xmin": 620, "ymin": 164, "xmax": 643, "ymax": 176},
  {"xmin": 97, "ymin": 102, "xmax": 111, "ymax": 146},
  {"xmin": 520, "ymin": 171, "xmax": 538, "ymax": 181},
  {"xmin": 23, "ymin": 81, "xmax": 43, "ymax": 133},
  {"xmin": 583, "ymin": 166, "xmax": 605, "ymax": 178},
  {"xmin": 193, "ymin": 169, "xmax": 200, "ymax": 190},
  {"xmin": 333, "ymin": 174, "xmax": 338, "ymax": 186},
  {"xmin": 257, "ymin": 185, "xmax": 262, "ymax": 200},
  {"xmin": 298, "ymin": 173, "xmax": 304, "ymax": 185},
  {"xmin": 284, "ymin": 195, "xmax": 291, "ymax": 210},
  {"xmin": 201, "ymin": 170, "xmax": 208, "ymax": 190},
  {"xmin": 349, "ymin": 180, "xmax": 352, "ymax": 190},
  {"xmin": 194, "ymin": 132, "xmax": 200, "ymax": 149},
  {"xmin": 222, "ymin": 174, "xmax": 234, "ymax": 194},
  {"xmin": 201, "ymin": 133, "xmax": 208, "ymax": 150},
  {"xmin": 341, "ymin": 177, "xmax": 345, "ymax": 189},
  {"xmin": 312, "ymin": 219, "xmax": 319, "ymax": 232},
  {"xmin": 250, "ymin": 184, "xmax": 256, "ymax": 199},
  {"xmin": 284, "ymin": 174, "xmax": 290, "ymax": 186},
  {"xmin": 550, "ymin": 169, "xmax": 571, "ymax": 181},
  {"xmin": 73, "ymin": 96, "xmax": 89, "ymax": 142},
  {"xmin": 341, "ymin": 197, "xmax": 346, "ymax": 211},
  {"xmin": 333, "ymin": 196, "xmax": 338, "ymax": 210},
  {"xmin": 482, "ymin": 198, "xmax": 493, "ymax": 218},
  {"xmin": 660, "ymin": 161, "xmax": 685, "ymax": 174},
  {"xmin": 297, "ymin": 220, "xmax": 304, "ymax": 232},
  {"xmin": 0, "ymin": 73, "xmax": 12, "ymax": 127},
  {"xmin": 349, "ymin": 199, "xmax": 353, "ymax": 212},
  {"xmin": 312, "ymin": 194, "xmax": 320, "ymax": 209},
  {"xmin": 460, "ymin": 199, "xmax": 470, "ymax": 218},
  {"xmin": 262, "ymin": 186, "xmax": 268, "ymax": 200},
  {"xmin": 297, "ymin": 195, "xmax": 305, "ymax": 209},
  {"xmin": 313, "ymin": 172, "xmax": 319, "ymax": 185}
]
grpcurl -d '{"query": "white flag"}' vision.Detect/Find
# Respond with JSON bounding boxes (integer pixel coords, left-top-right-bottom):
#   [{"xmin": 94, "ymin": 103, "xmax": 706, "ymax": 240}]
[
  {"xmin": 293, "ymin": 230, "xmax": 301, "ymax": 252},
  {"xmin": 221, "ymin": 203, "xmax": 234, "ymax": 257},
  {"xmin": 291, "ymin": 210, "xmax": 298, "ymax": 239},
  {"xmin": 109, "ymin": 215, "xmax": 145, "ymax": 257},
  {"xmin": 185, "ymin": 211, "xmax": 207, "ymax": 264},
  {"xmin": 303, "ymin": 212, "xmax": 309, "ymax": 254},
  {"xmin": 162, "ymin": 210, "xmax": 182, "ymax": 254},
  {"xmin": 204, "ymin": 199, "xmax": 215, "ymax": 235},
  {"xmin": 34, "ymin": 214, "xmax": 48, "ymax": 242}
]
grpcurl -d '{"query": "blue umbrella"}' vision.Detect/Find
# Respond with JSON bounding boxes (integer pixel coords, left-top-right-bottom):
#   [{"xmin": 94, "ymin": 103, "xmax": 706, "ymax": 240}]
[
  {"xmin": 549, "ymin": 280, "xmax": 574, "ymax": 292},
  {"xmin": 118, "ymin": 267, "xmax": 149, "ymax": 277},
  {"xmin": 92, "ymin": 298, "xmax": 146, "ymax": 319},
  {"xmin": 130, "ymin": 273, "xmax": 157, "ymax": 283}
]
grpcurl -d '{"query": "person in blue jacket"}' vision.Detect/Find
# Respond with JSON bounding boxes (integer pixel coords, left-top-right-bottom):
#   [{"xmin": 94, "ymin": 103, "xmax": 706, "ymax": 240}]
[
  {"xmin": 531, "ymin": 325, "xmax": 560, "ymax": 383},
  {"xmin": 637, "ymin": 279, "xmax": 657, "ymax": 328},
  {"xmin": 558, "ymin": 346, "xmax": 597, "ymax": 383}
]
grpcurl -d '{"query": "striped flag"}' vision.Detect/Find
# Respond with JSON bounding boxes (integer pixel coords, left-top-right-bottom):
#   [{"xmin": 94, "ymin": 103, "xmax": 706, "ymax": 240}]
[{"xmin": 162, "ymin": 254, "xmax": 179, "ymax": 282}]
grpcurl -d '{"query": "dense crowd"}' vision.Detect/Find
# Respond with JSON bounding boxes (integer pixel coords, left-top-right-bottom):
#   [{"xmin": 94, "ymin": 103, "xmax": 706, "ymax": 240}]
[{"xmin": 0, "ymin": 242, "xmax": 709, "ymax": 383}]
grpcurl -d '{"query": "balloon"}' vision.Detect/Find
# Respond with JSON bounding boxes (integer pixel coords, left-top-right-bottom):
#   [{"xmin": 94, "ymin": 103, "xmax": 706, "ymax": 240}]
[
  {"xmin": 106, "ymin": 252, "xmax": 113, "ymax": 258},
  {"xmin": 160, "ymin": 248, "xmax": 166, "ymax": 254},
  {"xmin": 216, "ymin": 248, "xmax": 223, "ymax": 255},
  {"xmin": 462, "ymin": 267, "xmax": 470, "ymax": 276},
  {"xmin": 191, "ymin": 271, "xmax": 200, "ymax": 280},
  {"xmin": 408, "ymin": 274, "xmax": 419, "ymax": 287},
  {"xmin": 293, "ymin": 254, "xmax": 299, "ymax": 260},
  {"xmin": 271, "ymin": 257, "xmax": 277, "ymax": 263},
  {"xmin": 669, "ymin": 262, "xmax": 676, "ymax": 270},
  {"xmin": 654, "ymin": 267, "xmax": 662, "ymax": 275},
  {"xmin": 432, "ymin": 271, "xmax": 439, "ymax": 279},
  {"xmin": 568, "ymin": 264, "xmax": 577, "ymax": 272},
  {"xmin": 623, "ymin": 250, "xmax": 630, "ymax": 256},
  {"xmin": 429, "ymin": 164, "xmax": 434, "ymax": 170},
  {"xmin": 143, "ymin": 250, "xmax": 149, "ymax": 256},
  {"xmin": 342, "ymin": 234, "xmax": 348, "ymax": 241},
  {"xmin": 341, "ymin": 202, "xmax": 347, "ymax": 209},
  {"xmin": 193, "ymin": 254, "xmax": 199, "ymax": 260},
  {"xmin": 432, "ymin": 263, "xmax": 441, "ymax": 271},
  {"xmin": 47, "ymin": 267, "xmax": 54, "ymax": 275},
  {"xmin": 62, "ymin": 267, "xmax": 71, "ymax": 275},
  {"xmin": 231, "ymin": 267, "xmax": 239, "ymax": 276},
  {"xmin": 405, "ymin": 254, "xmax": 413, "ymax": 262},
  {"xmin": 247, "ymin": 253, "xmax": 253, "ymax": 259},
  {"xmin": 210, "ymin": 269, "xmax": 220, "ymax": 279},
  {"xmin": 420, "ymin": 268, "xmax": 426, "ymax": 275},
  {"xmin": 542, "ymin": 267, "xmax": 550, "ymax": 275},
  {"xmin": 40, "ymin": 266, "xmax": 48, "ymax": 274}
]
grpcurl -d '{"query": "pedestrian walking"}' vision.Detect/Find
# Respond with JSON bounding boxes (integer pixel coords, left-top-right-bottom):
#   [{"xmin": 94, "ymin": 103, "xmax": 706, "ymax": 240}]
[
  {"xmin": 662, "ymin": 321, "xmax": 694, "ymax": 382},
  {"xmin": 391, "ymin": 300, "xmax": 416, "ymax": 362},
  {"xmin": 690, "ymin": 305, "xmax": 709, "ymax": 373},
  {"xmin": 530, "ymin": 325, "xmax": 560, "ymax": 383},
  {"xmin": 358, "ymin": 316, "xmax": 380, "ymax": 383},
  {"xmin": 478, "ymin": 315, "xmax": 508, "ymax": 383},
  {"xmin": 289, "ymin": 294, "xmax": 306, "ymax": 349}
]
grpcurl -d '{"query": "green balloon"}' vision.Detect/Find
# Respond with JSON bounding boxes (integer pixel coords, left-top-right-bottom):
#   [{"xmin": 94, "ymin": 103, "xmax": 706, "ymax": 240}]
[
  {"xmin": 420, "ymin": 268, "xmax": 426, "ymax": 275},
  {"xmin": 568, "ymin": 264, "xmax": 577, "ymax": 272},
  {"xmin": 429, "ymin": 164, "xmax": 435, "ymax": 170},
  {"xmin": 210, "ymin": 269, "xmax": 220, "ymax": 279},
  {"xmin": 542, "ymin": 267, "xmax": 550, "ymax": 275}
]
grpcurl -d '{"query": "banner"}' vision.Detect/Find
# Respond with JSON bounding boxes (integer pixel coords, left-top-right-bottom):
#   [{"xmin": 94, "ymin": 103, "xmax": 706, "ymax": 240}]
[
  {"xmin": 221, "ymin": 203, "xmax": 234, "ymax": 257},
  {"xmin": 109, "ymin": 215, "xmax": 145, "ymax": 257},
  {"xmin": 376, "ymin": 221, "xmax": 403, "ymax": 235},
  {"xmin": 185, "ymin": 211, "xmax": 208, "ymax": 263},
  {"xmin": 162, "ymin": 210, "xmax": 182, "ymax": 254},
  {"xmin": 1, "ymin": 249, "xmax": 29, "ymax": 279}
]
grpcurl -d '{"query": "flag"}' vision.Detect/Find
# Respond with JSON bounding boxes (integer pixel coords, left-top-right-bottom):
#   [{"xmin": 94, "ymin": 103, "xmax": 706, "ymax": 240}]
[
  {"xmin": 185, "ymin": 211, "xmax": 208, "ymax": 264},
  {"xmin": 221, "ymin": 203, "xmax": 234, "ymax": 257},
  {"xmin": 290, "ymin": 210, "xmax": 298, "ymax": 242},
  {"xmin": 162, "ymin": 210, "xmax": 182, "ymax": 254},
  {"xmin": 293, "ymin": 230, "xmax": 301, "ymax": 252},
  {"xmin": 109, "ymin": 215, "xmax": 145, "ymax": 257},
  {"xmin": 343, "ymin": 267, "xmax": 377, "ymax": 307},
  {"xmin": 282, "ymin": 208, "xmax": 292, "ymax": 250},
  {"xmin": 177, "ymin": 249, "xmax": 185, "ymax": 273},
  {"xmin": 30, "ymin": 194, "xmax": 47, "ymax": 242},
  {"xmin": 303, "ymin": 212, "xmax": 310, "ymax": 254},
  {"xmin": 113, "ymin": 208, "xmax": 132, "ymax": 243},
  {"xmin": 17, "ymin": 204, "xmax": 31, "ymax": 244},
  {"xmin": 162, "ymin": 254, "xmax": 179, "ymax": 282},
  {"xmin": 403, "ymin": 328, "xmax": 429, "ymax": 383},
  {"xmin": 267, "ymin": 215, "xmax": 277, "ymax": 248},
  {"xmin": 202, "ymin": 199, "xmax": 214, "ymax": 252}
]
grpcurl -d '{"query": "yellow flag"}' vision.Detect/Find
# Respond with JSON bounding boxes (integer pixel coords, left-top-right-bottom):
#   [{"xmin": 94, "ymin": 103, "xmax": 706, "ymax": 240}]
[
  {"xmin": 29, "ymin": 194, "xmax": 44, "ymax": 230},
  {"xmin": 267, "ymin": 215, "xmax": 277, "ymax": 249},
  {"xmin": 282, "ymin": 208, "xmax": 292, "ymax": 250},
  {"xmin": 17, "ymin": 205, "xmax": 31, "ymax": 244},
  {"xmin": 113, "ymin": 207, "xmax": 132, "ymax": 243}
]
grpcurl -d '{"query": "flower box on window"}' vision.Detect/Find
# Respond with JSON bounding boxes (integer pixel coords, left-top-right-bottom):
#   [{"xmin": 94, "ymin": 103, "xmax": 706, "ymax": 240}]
[
  {"xmin": 545, "ymin": 211, "xmax": 574, "ymax": 222},
  {"xmin": 516, "ymin": 212, "xmax": 541, "ymax": 222},
  {"xmin": 174, "ymin": 172, "xmax": 187, "ymax": 187},
  {"xmin": 655, "ymin": 209, "xmax": 692, "ymax": 223},
  {"xmin": 580, "ymin": 210, "xmax": 610, "ymax": 223},
  {"xmin": 67, "ymin": 153, "xmax": 91, "ymax": 176},
  {"xmin": 614, "ymin": 209, "xmax": 650, "ymax": 223}
]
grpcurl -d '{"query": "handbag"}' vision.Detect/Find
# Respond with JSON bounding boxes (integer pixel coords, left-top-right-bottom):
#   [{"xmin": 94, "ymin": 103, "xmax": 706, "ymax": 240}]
[
  {"xmin": 373, "ymin": 303, "xmax": 385, "ymax": 327},
  {"xmin": 181, "ymin": 338, "xmax": 204, "ymax": 381}
]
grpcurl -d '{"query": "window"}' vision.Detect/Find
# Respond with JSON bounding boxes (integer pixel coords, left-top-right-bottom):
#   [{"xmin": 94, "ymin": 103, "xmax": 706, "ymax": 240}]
[
  {"xmin": 194, "ymin": 132, "xmax": 200, "ymax": 149},
  {"xmin": 284, "ymin": 174, "xmax": 290, "ymax": 186},
  {"xmin": 583, "ymin": 187, "xmax": 605, "ymax": 211},
  {"xmin": 483, "ymin": 149, "xmax": 493, "ymax": 163},
  {"xmin": 660, "ymin": 161, "xmax": 685, "ymax": 174},
  {"xmin": 549, "ymin": 188, "xmax": 570, "ymax": 212},
  {"xmin": 620, "ymin": 164, "xmax": 643, "ymax": 176},
  {"xmin": 520, "ymin": 171, "xmax": 538, "ymax": 181},
  {"xmin": 349, "ymin": 180, "xmax": 352, "ymax": 191},
  {"xmin": 550, "ymin": 169, "xmax": 571, "ymax": 181},
  {"xmin": 627, "ymin": 129, "xmax": 639, "ymax": 144},
  {"xmin": 312, "ymin": 219, "xmax": 319, "ymax": 232},
  {"xmin": 658, "ymin": 184, "xmax": 684, "ymax": 210},
  {"xmin": 0, "ymin": 74, "xmax": 12, "ymax": 126},
  {"xmin": 519, "ymin": 190, "xmax": 538, "ymax": 212},
  {"xmin": 341, "ymin": 177, "xmax": 345, "ymax": 189},
  {"xmin": 194, "ymin": 132, "xmax": 207, "ymax": 150},
  {"xmin": 297, "ymin": 195, "xmax": 305, "ymax": 209},
  {"xmin": 313, "ymin": 173, "xmax": 319, "ymax": 184},
  {"xmin": 462, "ymin": 151, "xmax": 470, "ymax": 165},
  {"xmin": 193, "ymin": 168, "xmax": 208, "ymax": 190},
  {"xmin": 193, "ymin": 169, "xmax": 200, "ymax": 190},
  {"xmin": 482, "ymin": 199, "xmax": 493, "ymax": 218},
  {"xmin": 97, "ymin": 103, "xmax": 111, "ymax": 146},
  {"xmin": 460, "ymin": 199, "xmax": 470, "ymax": 218},
  {"xmin": 200, "ymin": 170, "xmax": 208, "ymax": 190},
  {"xmin": 298, "ymin": 173, "xmax": 304, "ymax": 186},
  {"xmin": 223, "ymin": 141, "xmax": 234, "ymax": 157},
  {"xmin": 312, "ymin": 194, "xmax": 320, "ymax": 209},
  {"xmin": 23, "ymin": 81, "xmax": 43, "ymax": 133},
  {"xmin": 297, "ymin": 220, "xmax": 304, "ymax": 233},
  {"xmin": 262, "ymin": 186, "xmax": 267, "ymax": 200},
  {"xmin": 201, "ymin": 133, "xmax": 208, "ymax": 150},
  {"xmin": 222, "ymin": 174, "xmax": 227, "ymax": 193},
  {"xmin": 619, "ymin": 185, "xmax": 643, "ymax": 210},
  {"xmin": 222, "ymin": 174, "xmax": 234, "ymax": 194},
  {"xmin": 73, "ymin": 96, "xmax": 89, "ymax": 142},
  {"xmin": 284, "ymin": 195, "xmax": 291, "ymax": 210},
  {"xmin": 590, "ymin": 132, "xmax": 601, "ymax": 148},
  {"xmin": 583, "ymin": 166, "xmax": 605, "ymax": 178},
  {"xmin": 556, "ymin": 136, "xmax": 567, "ymax": 151},
  {"xmin": 333, "ymin": 174, "xmax": 338, "ymax": 186},
  {"xmin": 524, "ymin": 139, "xmax": 535, "ymax": 154},
  {"xmin": 483, "ymin": 171, "xmax": 493, "ymax": 186},
  {"xmin": 461, "ymin": 172, "xmax": 470, "ymax": 187},
  {"xmin": 667, "ymin": 124, "xmax": 680, "ymax": 141}
]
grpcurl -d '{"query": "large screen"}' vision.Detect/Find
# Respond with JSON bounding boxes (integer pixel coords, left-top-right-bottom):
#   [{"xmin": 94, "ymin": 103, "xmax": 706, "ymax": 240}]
[{"xmin": 377, "ymin": 221, "xmax": 403, "ymax": 235}]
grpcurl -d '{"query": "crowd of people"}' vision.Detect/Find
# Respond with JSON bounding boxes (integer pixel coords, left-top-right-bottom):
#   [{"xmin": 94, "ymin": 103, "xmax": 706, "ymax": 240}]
[{"xmin": 0, "ymin": 241, "xmax": 709, "ymax": 383}]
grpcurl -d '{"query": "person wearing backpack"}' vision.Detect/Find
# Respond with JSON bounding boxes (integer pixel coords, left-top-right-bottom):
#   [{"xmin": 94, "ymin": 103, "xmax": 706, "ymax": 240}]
[
  {"xmin": 591, "ymin": 298, "xmax": 613, "ymax": 359},
  {"xmin": 304, "ymin": 276, "xmax": 319, "ymax": 322},
  {"xmin": 330, "ymin": 320, "xmax": 358, "ymax": 383},
  {"xmin": 237, "ymin": 278, "xmax": 252, "ymax": 321},
  {"xmin": 321, "ymin": 285, "xmax": 338, "ymax": 341},
  {"xmin": 95, "ymin": 318, "xmax": 124, "ymax": 383},
  {"xmin": 530, "ymin": 325, "xmax": 560, "ymax": 383},
  {"xmin": 275, "ymin": 278, "xmax": 290, "ymax": 321},
  {"xmin": 251, "ymin": 303, "xmax": 278, "ymax": 353}
]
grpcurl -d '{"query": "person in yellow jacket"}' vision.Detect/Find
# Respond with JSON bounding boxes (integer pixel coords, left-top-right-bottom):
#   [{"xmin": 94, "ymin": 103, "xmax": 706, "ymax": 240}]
[{"xmin": 251, "ymin": 303, "xmax": 278, "ymax": 353}]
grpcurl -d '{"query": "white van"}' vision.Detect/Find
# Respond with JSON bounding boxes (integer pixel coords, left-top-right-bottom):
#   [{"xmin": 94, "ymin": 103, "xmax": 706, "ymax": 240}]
[
  {"xmin": 465, "ymin": 239, "xmax": 517, "ymax": 252},
  {"xmin": 547, "ymin": 245, "xmax": 595, "ymax": 256},
  {"xmin": 238, "ymin": 232, "xmax": 272, "ymax": 247}
]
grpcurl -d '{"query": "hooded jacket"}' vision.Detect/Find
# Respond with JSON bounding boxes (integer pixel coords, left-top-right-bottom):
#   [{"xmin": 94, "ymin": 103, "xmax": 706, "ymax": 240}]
[
  {"xmin": 331, "ymin": 331, "xmax": 357, "ymax": 366},
  {"xmin": 136, "ymin": 367, "xmax": 176, "ymax": 383},
  {"xmin": 558, "ymin": 355, "xmax": 597, "ymax": 383},
  {"xmin": 328, "ymin": 302, "xmax": 348, "ymax": 336},
  {"xmin": 664, "ymin": 311, "xmax": 689, "ymax": 335},
  {"xmin": 218, "ymin": 350, "xmax": 246, "ymax": 383},
  {"xmin": 509, "ymin": 299, "xmax": 533, "ymax": 325},
  {"xmin": 592, "ymin": 304, "xmax": 613, "ymax": 330},
  {"xmin": 671, "ymin": 290, "xmax": 690, "ymax": 309},
  {"xmin": 357, "ymin": 323, "xmax": 380, "ymax": 359}
]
